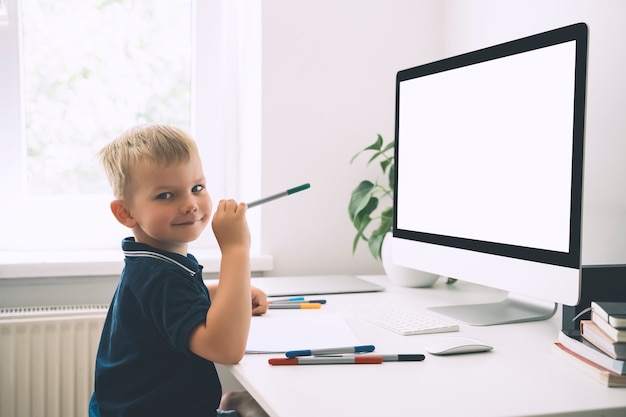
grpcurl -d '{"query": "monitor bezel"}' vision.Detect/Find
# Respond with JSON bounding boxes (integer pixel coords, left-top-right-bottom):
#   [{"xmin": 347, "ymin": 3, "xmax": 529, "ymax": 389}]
[{"xmin": 393, "ymin": 22, "xmax": 588, "ymax": 270}]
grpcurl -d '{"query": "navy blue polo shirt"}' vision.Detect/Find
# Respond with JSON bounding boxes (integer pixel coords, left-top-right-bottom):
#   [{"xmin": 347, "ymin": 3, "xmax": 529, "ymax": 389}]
[{"xmin": 89, "ymin": 238, "xmax": 221, "ymax": 417}]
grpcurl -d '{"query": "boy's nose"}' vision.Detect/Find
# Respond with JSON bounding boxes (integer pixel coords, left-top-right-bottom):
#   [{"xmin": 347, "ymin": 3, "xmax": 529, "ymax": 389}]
[{"xmin": 182, "ymin": 197, "xmax": 198, "ymax": 214}]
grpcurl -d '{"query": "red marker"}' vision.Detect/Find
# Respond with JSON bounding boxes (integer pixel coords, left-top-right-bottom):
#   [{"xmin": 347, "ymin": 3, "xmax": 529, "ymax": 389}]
[{"xmin": 268, "ymin": 356, "xmax": 383, "ymax": 365}]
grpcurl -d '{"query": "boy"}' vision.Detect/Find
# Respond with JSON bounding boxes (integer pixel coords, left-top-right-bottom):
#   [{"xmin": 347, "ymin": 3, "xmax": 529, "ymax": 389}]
[{"xmin": 90, "ymin": 124, "xmax": 268, "ymax": 417}]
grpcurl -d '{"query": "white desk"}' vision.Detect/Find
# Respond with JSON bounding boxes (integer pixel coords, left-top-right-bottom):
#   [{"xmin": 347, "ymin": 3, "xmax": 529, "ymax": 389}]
[{"xmin": 225, "ymin": 276, "xmax": 626, "ymax": 417}]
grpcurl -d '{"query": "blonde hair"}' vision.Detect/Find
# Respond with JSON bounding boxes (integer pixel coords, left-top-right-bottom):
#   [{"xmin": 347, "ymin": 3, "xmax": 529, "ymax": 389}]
[{"xmin": 99, "ymin": 124, "xmax": 198, "ymax": 199}]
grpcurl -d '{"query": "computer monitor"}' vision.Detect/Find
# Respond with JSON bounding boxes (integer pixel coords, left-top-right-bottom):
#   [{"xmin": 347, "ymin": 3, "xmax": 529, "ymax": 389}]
[{"xmin": 392, "ymin": 23, "xmax": 588, "ymax": 326}]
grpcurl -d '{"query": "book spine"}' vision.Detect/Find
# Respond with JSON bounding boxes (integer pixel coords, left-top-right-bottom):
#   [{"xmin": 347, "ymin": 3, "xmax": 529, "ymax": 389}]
[
  {"xmin": 553, "ymin": 343, "xmax": 626, "ymax": 387},
  {"xmin": 592, "ymin": 312, "xmax": 626, "ymax": 342},
  {"xmin": 591, "ymin": 301, "xmax": 610, "ymax": 322},
  {"xmin": 581, "ymin": 320, "xmax": 626, "ymax": 360},
  {"xmin": 591, "ymin": 301, "xmax": 626, "ymax": 329},
  {"xmin": 558, "ymin": 331, "xmax": 626, "ymax": 375}
]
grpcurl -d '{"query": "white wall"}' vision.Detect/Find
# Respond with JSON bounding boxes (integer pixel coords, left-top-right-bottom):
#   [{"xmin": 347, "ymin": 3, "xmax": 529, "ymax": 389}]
[
  {"xmin": 261, "ymin": 0, "xmax": 443, "ymax": 275},
  {"xmin": 261, "ymin": 0, "xmax": 626, "ymax": 276}
]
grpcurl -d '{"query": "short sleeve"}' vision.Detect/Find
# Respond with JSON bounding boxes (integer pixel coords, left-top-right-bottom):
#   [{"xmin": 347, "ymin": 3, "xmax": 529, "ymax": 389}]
[{"xmin": 141, "ymin": 270, "xmax": 211, "ymax": 356}]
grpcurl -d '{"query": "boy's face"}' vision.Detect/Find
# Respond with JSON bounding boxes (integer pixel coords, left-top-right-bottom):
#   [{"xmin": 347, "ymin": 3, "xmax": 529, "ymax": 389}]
[{"xmin": 122, "ymin": 153, "xmax": 212, "ymax": 255}]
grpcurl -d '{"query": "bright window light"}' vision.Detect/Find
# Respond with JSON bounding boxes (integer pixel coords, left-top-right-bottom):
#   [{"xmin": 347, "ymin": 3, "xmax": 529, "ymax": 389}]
[
  {"xmin": 21, "ymin": 0, "xmax": 193, "ymax": 197},
  {"xmin": 0, "ymin": 0, "xmax": 261, "ymax": 259}
]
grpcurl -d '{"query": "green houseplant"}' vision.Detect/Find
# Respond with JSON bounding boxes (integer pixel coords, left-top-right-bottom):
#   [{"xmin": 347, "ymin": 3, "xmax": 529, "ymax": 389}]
[
  {"xmin": 348, "ymin": 134, "xmax": 394, "ymax": 260},
  {"xmin": 348, "ymin": 134, "xmax": 457, "ymax": 285}
]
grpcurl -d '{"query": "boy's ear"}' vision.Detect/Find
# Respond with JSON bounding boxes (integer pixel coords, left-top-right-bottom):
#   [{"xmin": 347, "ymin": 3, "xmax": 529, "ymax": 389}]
[{"xmin": 110, "ymin": 200, "xmax": 137, "ymax": 228}]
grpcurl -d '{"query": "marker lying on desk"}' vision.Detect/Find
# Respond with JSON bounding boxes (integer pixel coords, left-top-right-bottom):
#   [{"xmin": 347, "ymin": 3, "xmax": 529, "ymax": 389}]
[
  {"xmin": 315, "ymin": 353, "xmax": 425, "ymax": 362},
  {"xmin": 268, "ymin": 297, "xmax": 305, "ymax": 303},
  {"xmin": 269, "ymin": 356, "xmax": 383, "ymax": 365},
  {"xmin": 304, "ymin": 299, "xmax": 326, "ymax": 304},
  {"xmin": 374, "ymin": 354, "xmax": 425, "ymax": 362},
  {"xmin": 286, "ymin": 345, "xmax": 375, "ymax": 358},
  {"xmin": 247, "ymin": 183, "xmax": 311, "ymax": 208},
  {"xmin": 268, "ymin": 302, "xmax": 322, "ymax": 310},
  {"xmin": 269, "ymin": 299, "xmax": 326, "ymax": 305}
]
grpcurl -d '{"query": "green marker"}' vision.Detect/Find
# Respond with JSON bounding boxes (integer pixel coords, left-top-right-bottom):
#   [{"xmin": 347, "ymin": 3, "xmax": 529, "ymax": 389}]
[{"xmin": 247, "ymin": 183, "xmax": 311, "ymax": 208}]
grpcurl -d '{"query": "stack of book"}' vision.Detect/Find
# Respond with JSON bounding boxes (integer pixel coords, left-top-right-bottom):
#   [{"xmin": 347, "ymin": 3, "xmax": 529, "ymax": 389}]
[{"xmin": 555, "ymin": 301, "xmax": 626, "ymax": 387}]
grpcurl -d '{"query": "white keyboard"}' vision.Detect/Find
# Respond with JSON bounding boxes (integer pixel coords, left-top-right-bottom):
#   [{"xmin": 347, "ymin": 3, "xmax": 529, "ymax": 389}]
[{"xmin": 346, "ymin": 302, "xmax": 459, "ymax": 336}]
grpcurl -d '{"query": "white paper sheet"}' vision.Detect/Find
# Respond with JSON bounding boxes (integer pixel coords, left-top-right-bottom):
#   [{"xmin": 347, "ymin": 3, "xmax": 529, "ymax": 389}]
[{"xmin": 245, "ymin": 311, "xmax": 362, "ymax": 353}]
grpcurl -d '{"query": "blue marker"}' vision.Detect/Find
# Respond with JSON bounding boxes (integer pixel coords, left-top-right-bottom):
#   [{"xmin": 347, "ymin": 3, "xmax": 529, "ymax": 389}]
[
  {"xmin": 269, "ymin": 298, "xmax": 326, "ymax": 305},
  {"xmin": 269, "ymin": 297, "xmax": 305, "ymax": 303},
  {"xmin": 285, "ymin": 345, "xmax": 375, "ymax": 358}
]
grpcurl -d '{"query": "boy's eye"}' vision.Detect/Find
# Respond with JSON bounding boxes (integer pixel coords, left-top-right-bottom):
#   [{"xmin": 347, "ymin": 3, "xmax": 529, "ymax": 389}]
[
  {"xmin": 156, "ymin": 192, "xmax": 173, "ymax": 200},
  {"xmin": 192, "ymin": 184, "xmax": 204, "ymax": 193}
]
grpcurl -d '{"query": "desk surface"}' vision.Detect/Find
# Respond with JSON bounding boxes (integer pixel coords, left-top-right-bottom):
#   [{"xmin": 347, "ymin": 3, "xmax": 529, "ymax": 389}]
[{"xmin": 226, "ymin": 276, "xmax": 626, "ymax": 417}]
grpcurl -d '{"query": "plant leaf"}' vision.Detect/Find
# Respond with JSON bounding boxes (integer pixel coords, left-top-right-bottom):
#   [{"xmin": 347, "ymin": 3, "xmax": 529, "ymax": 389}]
[
  {"xmin": 349, "ymin": 134, "xmax": 396, "ymax": 258},
  {"xmin": 380, "ymin": 158, "xmax": 391, "ymax": 173},
  {"xmin": 352, "ymin": 233, "xmax": 364, "ymax": 254},
  {"xmin": 368, "ymin": 232, "xmax": 385, "ymax": 260},
  {"xmin": 352, "ymin": 215, "xmax": 371, "ymax": 253},
  {"xmin": 366, "ymin": 150, "xmax": 387, "ymax": 167},
  {"xmin": 382, "ymin": 140, "xmax": 394, "ymax": 152},
  {"xmin": 367, "ymin": 134, "xmax": 383, "ymax": 151},
  {"xmin": 349, "ymin": 134, "xmax": 383, "ymax": 164},
  {"xmin": 351, "ymin": 197, "xmax": 378, "ymax": 253},
  {"xmin": 348, "ymin": 180, "xmax": 375, "ymax": 220},
  {"xmin": 352, "ymin": 197, "xmax": 378, "ymax": 234},
  {"xmin": 367, "ymin": 207, "xmax": 392, "ymax": 259},
  {"xmin": 374, "ymin": 207, "xmax": 393, "ymax": 236}
]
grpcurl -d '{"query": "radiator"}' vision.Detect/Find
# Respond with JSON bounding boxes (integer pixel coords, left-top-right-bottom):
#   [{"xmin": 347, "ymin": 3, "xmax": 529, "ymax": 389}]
[{"xmin": 0, "ymin": 305, "xmax": 108, "ymax": 417}]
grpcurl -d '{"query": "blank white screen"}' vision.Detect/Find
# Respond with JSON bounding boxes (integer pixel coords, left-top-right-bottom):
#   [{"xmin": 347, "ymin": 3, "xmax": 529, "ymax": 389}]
[{"xmin": 396, "ymin": 41, "xmax": 576, "ymax": 253}]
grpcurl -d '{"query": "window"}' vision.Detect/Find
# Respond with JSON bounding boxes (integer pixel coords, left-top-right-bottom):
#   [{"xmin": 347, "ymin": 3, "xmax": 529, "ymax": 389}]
[
  {"xmin": 21, "ymin": 0, "xmax": 193, "ymax": 197},
  {"xmin": 0, "ymin": 0, "xmax": 263, "ymax": 274}
]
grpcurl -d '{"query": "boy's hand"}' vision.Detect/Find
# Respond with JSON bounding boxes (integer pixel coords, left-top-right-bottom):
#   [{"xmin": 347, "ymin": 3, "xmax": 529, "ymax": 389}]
[
  {"xmin": 251, "ymin": 286, "xmax": 268, "ymax": 316},
  {"xmin": 212, "ymin": 199, "xmax": 251, "ymax": 251}
]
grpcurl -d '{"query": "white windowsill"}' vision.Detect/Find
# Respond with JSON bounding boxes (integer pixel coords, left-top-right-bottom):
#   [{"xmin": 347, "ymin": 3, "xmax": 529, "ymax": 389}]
[{"xmin": 0, "ymin": 250, "xmax": 274, "ymax": 279}]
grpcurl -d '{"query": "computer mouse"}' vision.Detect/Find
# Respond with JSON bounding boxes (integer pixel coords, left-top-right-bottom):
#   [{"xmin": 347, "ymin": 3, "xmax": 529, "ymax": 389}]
[{"xmin": 424, "ymin": 336, "xmax": 493, "ymax": 356}]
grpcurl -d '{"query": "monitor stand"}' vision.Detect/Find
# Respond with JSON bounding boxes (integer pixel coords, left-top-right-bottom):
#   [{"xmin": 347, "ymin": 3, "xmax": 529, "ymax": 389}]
[{"xmin": 428, "ymin": 292, "xmax": 558, "ymax": 326}]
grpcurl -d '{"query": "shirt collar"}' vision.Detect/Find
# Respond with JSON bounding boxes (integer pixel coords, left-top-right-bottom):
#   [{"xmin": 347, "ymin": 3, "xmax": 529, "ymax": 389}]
[{"xmin": 121, "ymin": 237, "xmax": 201, "ymax": 277}]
